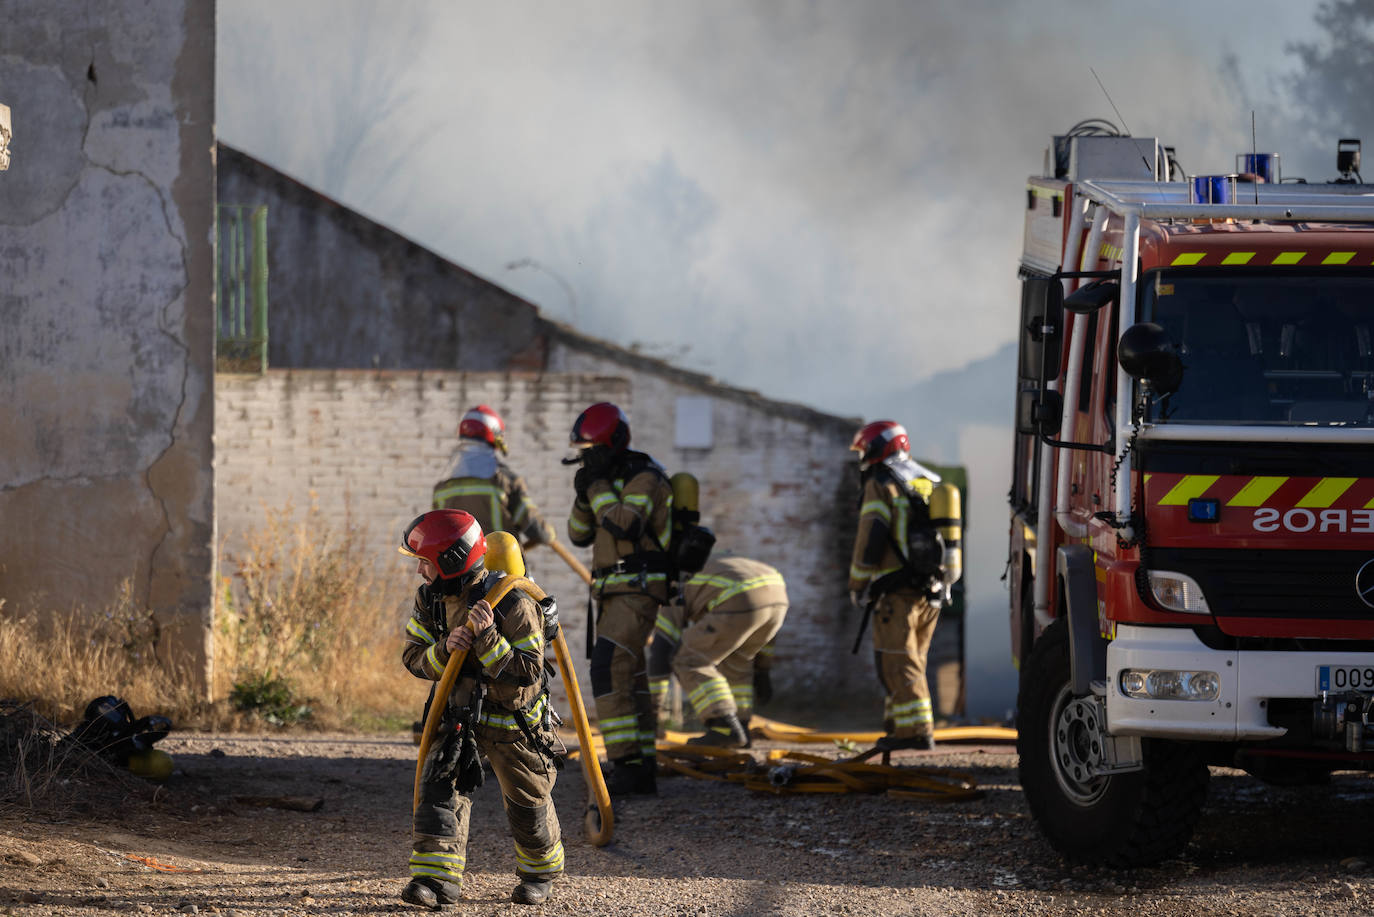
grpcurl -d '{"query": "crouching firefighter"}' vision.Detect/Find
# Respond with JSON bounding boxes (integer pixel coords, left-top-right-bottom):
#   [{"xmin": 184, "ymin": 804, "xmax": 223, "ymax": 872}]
[
  {"xmin": 848, "ymin": 420, "xmax": 960, "ymax": 752},
  {"xmin": 648, "ymin": 555, "xmax": 789, "ymax": 748},
  {"xmin": 566, "ymin": 402, "xmax": 674, "ymax": 796},
  {"xmin": 399, "ymin": 510, "xmax": 565, "ymax": 909}
]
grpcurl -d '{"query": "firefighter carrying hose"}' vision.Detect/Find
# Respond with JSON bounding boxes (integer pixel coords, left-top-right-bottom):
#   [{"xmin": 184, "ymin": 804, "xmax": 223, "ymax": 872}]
[
  {"xmin": 432, "ymin": 405, "xmax": 556, "ymax": 548},
  {"xmin": 848, "ymin": 420, "xmax": 960, "ymax": 752},
  {"xmin": 566, "ymin": 402, "xmax": 674, "ymax": 796},
  {"xmin": 399, "ymin": 510, "xmax": 564, "ymax": 908},
  {"xmin": 648, "ymin": 555, "xmax": 789, "ymax": 748}
]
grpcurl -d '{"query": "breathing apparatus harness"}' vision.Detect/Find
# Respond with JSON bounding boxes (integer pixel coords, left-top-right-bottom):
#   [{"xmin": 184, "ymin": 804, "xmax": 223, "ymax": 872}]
[
  {"xmin": 425, "ymin": 572, "xmax": 566, "ymax": 784},
  {"xmin": 585, "ymin": 451, "xmax": 675, "ymax": 587},
  {"xmin": 851, "ymin": 456, "xmax": 946, "ymax": 654},
  {"xmin": 868, "ymin": 457, "xmax": 946, "ymax": 598}
]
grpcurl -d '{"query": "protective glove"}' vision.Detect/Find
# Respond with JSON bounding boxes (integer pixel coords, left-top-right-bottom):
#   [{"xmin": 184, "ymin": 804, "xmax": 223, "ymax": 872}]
[
  {"xmin": 455, "ymin": 728, "xmax": 485, "ymax": 794},
  {"xmin": 573, "ymin": 466, "xmax": 592, "ymax": 505},
  {"xmin": 753, "ymin": 667, "xmax": 774, "ymax": 707},
  {"xmin": 848, "ymin": 590, "xmax": 863, "ymax": 612},
  {"xmin": 581, "ymin": 444, "xmax": 614, "ymax": 478}
]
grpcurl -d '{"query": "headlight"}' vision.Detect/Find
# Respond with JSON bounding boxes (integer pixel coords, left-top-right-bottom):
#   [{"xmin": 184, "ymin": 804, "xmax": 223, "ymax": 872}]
[
  {"xmin": 1146, "ymin": 570, "xmax": 1210, "ymax": 613},
  {"xmin": 1119, "ymin": 668, "xmax": 1221, "ymax": 701}
]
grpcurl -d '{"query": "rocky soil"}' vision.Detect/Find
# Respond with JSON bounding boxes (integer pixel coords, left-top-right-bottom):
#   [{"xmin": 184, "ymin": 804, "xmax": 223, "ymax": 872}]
[{"xmin": 3, "ymin": 731, "xmax": 1374, "ymax": 916}]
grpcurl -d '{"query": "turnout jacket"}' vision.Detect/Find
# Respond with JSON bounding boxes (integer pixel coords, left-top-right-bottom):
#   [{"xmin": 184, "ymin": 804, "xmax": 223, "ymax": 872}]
[
  {"xmin": 848, "ymin": 459, "xmax": 937, "ymax": 596},
  {"xmin": 655, "ymin": 556, "xmax": 789, "ymax": 642},
  {"xmin": 433, "ymin": 442, "xmax": 555, "ymax": 546},
  {"xmin": 403, "ymin": 570, "xmax": 551, "ymax": 738},
  {"xmin": 567, "ymin": 454, "xmax": 674, "ymax": 602}
]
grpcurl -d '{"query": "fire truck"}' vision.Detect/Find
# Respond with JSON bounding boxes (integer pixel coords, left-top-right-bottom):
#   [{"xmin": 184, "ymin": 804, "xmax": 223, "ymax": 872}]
[{"xmin": 1008, "ymin": 119, "xmax": 1374, "ymax": 866}]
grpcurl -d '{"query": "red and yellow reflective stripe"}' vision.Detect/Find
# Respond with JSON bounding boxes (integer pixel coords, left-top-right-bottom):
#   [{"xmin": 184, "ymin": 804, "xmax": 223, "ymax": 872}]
[
  {"xmin": 1148, "ymin": 474, "xmax": 1372, "ymax": 508},
  {"xmin": 1169, "ymin": 250, "xmax": 1374, "ymax": 267}
]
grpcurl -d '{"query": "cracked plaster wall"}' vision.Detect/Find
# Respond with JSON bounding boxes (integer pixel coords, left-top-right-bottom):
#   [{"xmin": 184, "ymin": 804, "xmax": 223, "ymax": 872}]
[{"xmin": 0, "ymin": 2, "xmax": 216, "ymax": 692}]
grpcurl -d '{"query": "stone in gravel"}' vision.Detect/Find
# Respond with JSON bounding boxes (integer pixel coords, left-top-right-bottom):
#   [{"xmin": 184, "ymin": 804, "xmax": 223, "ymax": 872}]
[
  {"xmin": 179, "ymin": 905, "xmax": 199, "ymax": 914},
  {"xmin": 7, "ymin": 851, "xmax": 41, "ymax": 866},
  {"xmin": 211, "ymin": 748, "xmax": 226, "ymax": 757},
  {"xmin": 94, "ymin": 876, "xmax": 110, "ymax": 888}
]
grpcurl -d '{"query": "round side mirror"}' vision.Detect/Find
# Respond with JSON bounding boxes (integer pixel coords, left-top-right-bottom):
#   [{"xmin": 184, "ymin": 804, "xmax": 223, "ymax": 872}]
[{"xmin": 1118, "ymin": 322, "xmax": 1183, "ymax": 394}]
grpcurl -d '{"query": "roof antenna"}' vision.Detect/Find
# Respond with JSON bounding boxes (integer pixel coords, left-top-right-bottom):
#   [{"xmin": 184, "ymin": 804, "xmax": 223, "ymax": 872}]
[{"xmin": 1091, "ymin": 67, "xmax": 1153, "ymax": 177}]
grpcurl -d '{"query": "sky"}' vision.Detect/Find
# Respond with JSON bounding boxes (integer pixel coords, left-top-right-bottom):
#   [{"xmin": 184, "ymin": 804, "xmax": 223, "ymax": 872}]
[{"xmin": 217, "ymin": 1, "xmax": 1346, "ymax": 717}]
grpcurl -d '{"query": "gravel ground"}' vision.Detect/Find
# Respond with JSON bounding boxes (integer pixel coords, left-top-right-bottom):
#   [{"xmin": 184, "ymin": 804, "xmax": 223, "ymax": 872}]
[{"xmin": 2, "ymin": 730, "xmax": 1374, "ymax": 916}]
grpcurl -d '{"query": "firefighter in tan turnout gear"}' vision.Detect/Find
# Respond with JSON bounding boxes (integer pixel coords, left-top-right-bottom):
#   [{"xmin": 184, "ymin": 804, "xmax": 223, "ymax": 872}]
[
  {"xmin": 566, "ymin": 402, "xmax": 674, "ymax": 796},
  {"xmin": 399, "ymin": 510, "xmax": 564, "ymax": 909},
  {"xmin": 433, "ymin": 405, "xmax": 556, "ymax": 547},
  {"xmin": 648, "ymin": 555, "xmax": 788, "ymax": 748},
  {"xmin": 848, "ymin": 420, "xmax": 958, "ymax": 752}
]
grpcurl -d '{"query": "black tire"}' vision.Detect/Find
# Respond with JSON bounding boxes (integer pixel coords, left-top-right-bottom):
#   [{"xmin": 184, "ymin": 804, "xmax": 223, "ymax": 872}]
[{"xmin": 1016, "ymin": 619, "xmax": 1210, "ymax": 867}]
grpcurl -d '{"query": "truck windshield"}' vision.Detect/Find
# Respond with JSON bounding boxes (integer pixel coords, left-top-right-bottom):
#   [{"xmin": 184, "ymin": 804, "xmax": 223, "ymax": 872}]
[{"xmin": 1141, "ymin": 270, "xmax": 1374, "ymax": 425}]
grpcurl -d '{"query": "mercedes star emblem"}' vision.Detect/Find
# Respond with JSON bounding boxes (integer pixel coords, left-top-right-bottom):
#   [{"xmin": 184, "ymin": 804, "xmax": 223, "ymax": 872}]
[{"xmin": 1358, "ymin": 558, "xmax": 1374, "ymax": 610}]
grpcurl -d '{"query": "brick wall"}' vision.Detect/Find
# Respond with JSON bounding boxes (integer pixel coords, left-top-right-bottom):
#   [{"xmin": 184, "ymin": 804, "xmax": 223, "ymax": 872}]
[{"xmin": 215, "ymin": 368, "xmax": 880, "ymax": 720}]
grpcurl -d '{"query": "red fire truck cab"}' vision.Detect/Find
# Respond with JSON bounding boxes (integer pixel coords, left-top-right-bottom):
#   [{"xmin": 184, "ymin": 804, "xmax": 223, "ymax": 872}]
[{"xmin": 1009, "ymin": 122, "xmax": 1374, "ymax": 866}]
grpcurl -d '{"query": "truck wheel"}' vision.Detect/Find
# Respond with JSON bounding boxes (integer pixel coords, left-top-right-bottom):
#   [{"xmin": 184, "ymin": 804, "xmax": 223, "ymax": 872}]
[{"xmin": 1016, "ymin": 619, "xmax": 1210, "ymax": 867}]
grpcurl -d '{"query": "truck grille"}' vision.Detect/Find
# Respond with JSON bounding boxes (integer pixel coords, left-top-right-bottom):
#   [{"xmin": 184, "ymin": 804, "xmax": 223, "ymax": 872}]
[{"xmin": 1148, "ymin": 548, "xmax": 1374, "ymax": 619}]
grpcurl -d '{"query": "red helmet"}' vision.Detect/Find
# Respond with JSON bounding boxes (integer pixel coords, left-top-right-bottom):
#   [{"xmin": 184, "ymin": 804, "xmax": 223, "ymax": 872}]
[
  {"xmin": 570, "ymin": 402, "xmax": 630, "ymax": 453},
  {"xmin": 851, "ymin": 420, "xmax": 909, "ymax": 470},
  {"xmin": 398, "ymin": 510, "xmax": 486, "ymax": 580},
  {"xmin": 458, "ymin": 404, "xmax": 506, "ymax": 454}
]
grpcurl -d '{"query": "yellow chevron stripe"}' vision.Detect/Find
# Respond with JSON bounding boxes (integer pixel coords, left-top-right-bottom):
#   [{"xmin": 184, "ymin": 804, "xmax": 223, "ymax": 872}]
[
  {"xmin": 1220, "ymin": 252, "xmax": 1255, "ymax": 265},
  {"xmin": 1296, "ymin": 477, "xmax": 1357, "ymax": 508},
  {"xmin": 1226, "ymin": 476, "xmax": 1287, "ymax": 507},
  {"xmin": 1171, "ymin": 253, "xmax": 1205, "ymax": 266},
  {"xmin": 1272, "ymin": 251, "xmax": 1305, "ymax": 265},
  {"xmin": 1159, "ymin": 475, "xmax": 1219, "ymax": 505},
  {"xmin": 1323, "ymin": 252, "xmax": 1356, "ymax": 265}
]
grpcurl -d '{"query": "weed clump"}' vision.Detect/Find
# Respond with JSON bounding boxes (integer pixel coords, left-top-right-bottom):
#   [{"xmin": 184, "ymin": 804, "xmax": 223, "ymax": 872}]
[{"xmin": 215, "ymin": 500, "xmax": 417, "ymax": 730}]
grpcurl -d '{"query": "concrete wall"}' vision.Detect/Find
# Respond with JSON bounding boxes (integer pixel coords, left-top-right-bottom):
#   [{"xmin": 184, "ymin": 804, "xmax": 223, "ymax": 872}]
[
  {"xmin": 0, "ymin": 3, "xmax": 217, "ymax": 688},
  {"xmin": 216, "ymin": 145, "xmax": 548, "ymax": 371},
  {"xmin": 214, "ymin": 369, "xmax": 880, "ymax": 714}
]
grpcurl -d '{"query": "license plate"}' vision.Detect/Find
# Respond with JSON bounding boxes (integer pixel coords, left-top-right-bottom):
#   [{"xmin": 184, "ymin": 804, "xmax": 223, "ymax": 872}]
[{"xmin": 1317, "ymin": 665, "xmax": 1374, "ymax": 693}]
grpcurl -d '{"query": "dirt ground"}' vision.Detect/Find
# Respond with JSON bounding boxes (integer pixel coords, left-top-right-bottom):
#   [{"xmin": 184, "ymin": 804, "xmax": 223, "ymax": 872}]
[{"xmin": 3, "ymin": 730, "xmax": 1374, "ymax": 917}]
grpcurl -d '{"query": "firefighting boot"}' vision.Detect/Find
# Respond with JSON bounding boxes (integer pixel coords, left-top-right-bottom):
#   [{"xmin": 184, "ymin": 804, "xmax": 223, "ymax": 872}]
[
  {"xmin": 602, "ymin": 755, "xmax": 657, "ymax": 797},
  {"xmin": 511, "ymin": 877, "xmax": 556, "ymax": 904},
  {"xmin": 875, "ymin": 732, "xmax": 936, "ymax": 752},
  {"xmin": 401, "ymin": 876, "xmax": 461, "ymax": 910},
  {"xmin": 686, "ymin": 714, "xmax": 750, "ymax": 749}
]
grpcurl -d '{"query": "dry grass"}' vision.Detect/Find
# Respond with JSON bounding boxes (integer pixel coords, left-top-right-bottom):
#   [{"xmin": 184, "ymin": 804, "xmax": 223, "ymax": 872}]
[
  {"xmin": 0, "ymin": 585, "xmax": 213, "ymax": 729},
  {"xmin": 0, "ymin": 700, "xmax": 154, "ymax": 812},
  {"xmin": 0, "ymin": 502, "xmax": 420, "ymax": 736},
  {"xmin": 214, "ymin": 500, "xmax": 419, "ymax": 731}
]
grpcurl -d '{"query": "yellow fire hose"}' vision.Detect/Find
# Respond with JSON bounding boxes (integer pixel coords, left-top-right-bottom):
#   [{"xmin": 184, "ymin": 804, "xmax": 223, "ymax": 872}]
[
  {"xmin": 540, "ymin": 539, "xmax": 999, "ymax": 804},
  {"xmin": 411, "ymin": 570, "xmax": 615, "ymax": 846},
  {"xmin": 650, "ymin": 743, "xmax": 983, "ymax": 802},
  {"xmin": 548, "ymin": 538, "xmax": 594, "ymax": 586}
]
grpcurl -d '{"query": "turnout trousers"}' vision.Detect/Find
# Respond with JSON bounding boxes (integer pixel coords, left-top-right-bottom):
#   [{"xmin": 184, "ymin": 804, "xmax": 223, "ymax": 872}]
[
  {"xmin": 590, "ymin": 592, "xmax": 660, "ymax": 761},
  {"xmin": 674, "ymin": 602, "xmax": 787, "ymax": 724},
  {"xmin": 410, "ymin": 730, "xmax": 564, "ymax": 888},
  {"xmin": 871, "ymin": 590, "xmax": 941, "ymax": 740}
]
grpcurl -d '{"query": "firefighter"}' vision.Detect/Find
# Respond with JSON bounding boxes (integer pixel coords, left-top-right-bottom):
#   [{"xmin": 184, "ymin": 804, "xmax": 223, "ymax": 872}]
[
  {"xmin": 399, "ymin": 510, "xmax": 564, "ymax": 908},
  {"xmin": 432, "ymin": 405, "xmax": 556, "ymax": 548},
  {"xmin": 647, "ymin": 555, "xmax": 788, "ymax": 748},
  {"xmin": 566, "ymin": 402, "xmax": 674, "ymax": 796},
  {"xmin": 848, "ymin": 420, "xmax": 951, "ymax": 752}
]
